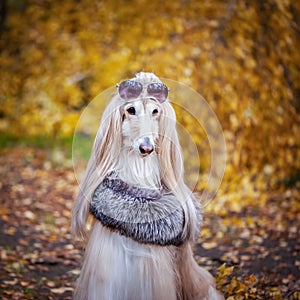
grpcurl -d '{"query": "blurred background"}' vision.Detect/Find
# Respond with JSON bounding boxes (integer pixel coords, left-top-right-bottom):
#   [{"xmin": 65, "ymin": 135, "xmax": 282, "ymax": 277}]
[
  {"xmin": 1, "ymin": 0, "xmax": 299, "ymax": 197},
  {"xmin": 0, "ymin": 0, "xmax": 299, "ymax": 298}
]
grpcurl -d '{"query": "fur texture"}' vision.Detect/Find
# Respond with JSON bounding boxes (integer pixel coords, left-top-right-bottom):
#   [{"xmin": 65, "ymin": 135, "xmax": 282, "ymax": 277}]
[
  {"xmin": 90, "ymin": 174, "xmax": 186, "ymax": 246},
  {"xmin": 72, "ymin": 72, "xmax": 224, "ymax": 300}
]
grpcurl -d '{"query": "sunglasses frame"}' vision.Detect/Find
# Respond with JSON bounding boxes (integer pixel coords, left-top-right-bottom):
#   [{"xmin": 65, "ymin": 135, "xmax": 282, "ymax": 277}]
[{"xmin": 117, "ymin": 80, "xmax": 169, "ymax": 103}]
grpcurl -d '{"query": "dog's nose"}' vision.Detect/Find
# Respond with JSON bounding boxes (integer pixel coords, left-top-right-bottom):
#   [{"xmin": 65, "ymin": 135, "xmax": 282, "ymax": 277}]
[
  {"xmin": 139, "ymin": 144, "xmax": 154, "ymax": 155},
  {"xmin": 138, "ymin": 137, "xmax": 154, "ymax": 155}
]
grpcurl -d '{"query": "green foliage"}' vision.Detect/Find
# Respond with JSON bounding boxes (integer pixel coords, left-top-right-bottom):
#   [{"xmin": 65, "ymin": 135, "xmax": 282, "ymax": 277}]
[{"xmin": 0, "ymin": 134, "xmax": 72, "ymax": 150}]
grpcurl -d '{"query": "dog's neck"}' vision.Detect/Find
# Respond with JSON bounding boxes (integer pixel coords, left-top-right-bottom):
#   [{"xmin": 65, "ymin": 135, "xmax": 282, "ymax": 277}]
[{"xmin": 114, "ymin": 149, "xmax": 161, "ymax": 190}]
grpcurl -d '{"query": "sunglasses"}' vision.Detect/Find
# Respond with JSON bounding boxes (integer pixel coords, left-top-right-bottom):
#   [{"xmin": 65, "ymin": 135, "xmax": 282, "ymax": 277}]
[{"xmin": 117, "ymin": 80, "xmax": 169, "ymax": 103}]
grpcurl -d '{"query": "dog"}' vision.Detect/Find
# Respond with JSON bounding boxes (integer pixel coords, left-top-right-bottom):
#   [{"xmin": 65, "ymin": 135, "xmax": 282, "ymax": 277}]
[{"xmin": 72, "ymin": 72, "xmax": 223, "ymax": 299}]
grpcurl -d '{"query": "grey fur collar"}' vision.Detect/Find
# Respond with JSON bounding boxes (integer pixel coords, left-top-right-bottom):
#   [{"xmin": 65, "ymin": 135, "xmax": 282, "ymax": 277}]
[{"xmin": 90, "ymin": 176, "xmax": 186, "ymax": 246}]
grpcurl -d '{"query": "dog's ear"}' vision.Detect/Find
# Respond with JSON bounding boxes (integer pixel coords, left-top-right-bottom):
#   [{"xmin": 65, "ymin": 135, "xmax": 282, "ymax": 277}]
[
  {"xmin": 93, "ymin": 102, "xmax": 123, "ymax": 172},
  {"xmin": 158, "ymin": 102, "xmax": 184, "ymax": 192},
  {"xmin": 158, "ymin": 102, "xmax": 201, "ymax": 241},
  {"xmin": 72, "ymin": 98, "xmax": 123, "ymax": 240}
]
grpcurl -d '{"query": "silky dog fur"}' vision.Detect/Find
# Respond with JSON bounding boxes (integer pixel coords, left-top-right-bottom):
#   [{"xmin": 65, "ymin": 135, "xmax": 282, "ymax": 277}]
[{"xmin": 72, "ymin": 72, "xmax": 223, "ymax": 300}]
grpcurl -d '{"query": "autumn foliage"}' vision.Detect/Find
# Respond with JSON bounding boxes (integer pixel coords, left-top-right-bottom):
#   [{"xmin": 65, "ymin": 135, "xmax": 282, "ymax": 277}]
[
  {"xmin": 0, "ymin": 0, "xmax": 299, "ymax": 298},
  {"xmin": 1, "ymin": 0, "xmax": 299, "ymax": 192}
]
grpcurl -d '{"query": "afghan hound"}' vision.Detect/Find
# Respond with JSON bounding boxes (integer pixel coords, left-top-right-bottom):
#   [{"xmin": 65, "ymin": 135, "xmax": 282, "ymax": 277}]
[{"xmin": 72, "ymin": 72, "xmax": 223, "ymax": 300}]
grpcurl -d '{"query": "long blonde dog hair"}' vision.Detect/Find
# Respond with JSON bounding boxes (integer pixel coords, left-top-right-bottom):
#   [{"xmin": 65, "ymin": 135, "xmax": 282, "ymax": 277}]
[{"xmin": 72, "ymin": 72, "xmax": 200, "ymax": 242}]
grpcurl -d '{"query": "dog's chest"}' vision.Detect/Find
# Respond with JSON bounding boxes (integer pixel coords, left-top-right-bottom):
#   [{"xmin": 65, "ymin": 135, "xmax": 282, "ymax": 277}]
[{"xmin": 90, "ymin": 176, "xmax": 185, "ymax": 246}]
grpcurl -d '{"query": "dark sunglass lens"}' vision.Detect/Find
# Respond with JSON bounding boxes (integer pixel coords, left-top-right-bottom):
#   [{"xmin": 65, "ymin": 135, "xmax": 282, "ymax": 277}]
[
  {"xmin": 119, "ymin": 80, "xmax": 143, "ymax": 100},
  {"xmin": 147, "ymin": 83, "xmax": 168, "ymax": 102}
]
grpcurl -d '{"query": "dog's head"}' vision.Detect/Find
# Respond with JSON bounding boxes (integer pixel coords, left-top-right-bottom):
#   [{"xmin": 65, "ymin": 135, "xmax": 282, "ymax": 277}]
[
  {"xmin": 120, "ymin": 72, "xmax": 168, "ymax": 157},
  {"xmin": 92, "ymin": 72, "xmax": 183, "ymax": 186}
]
